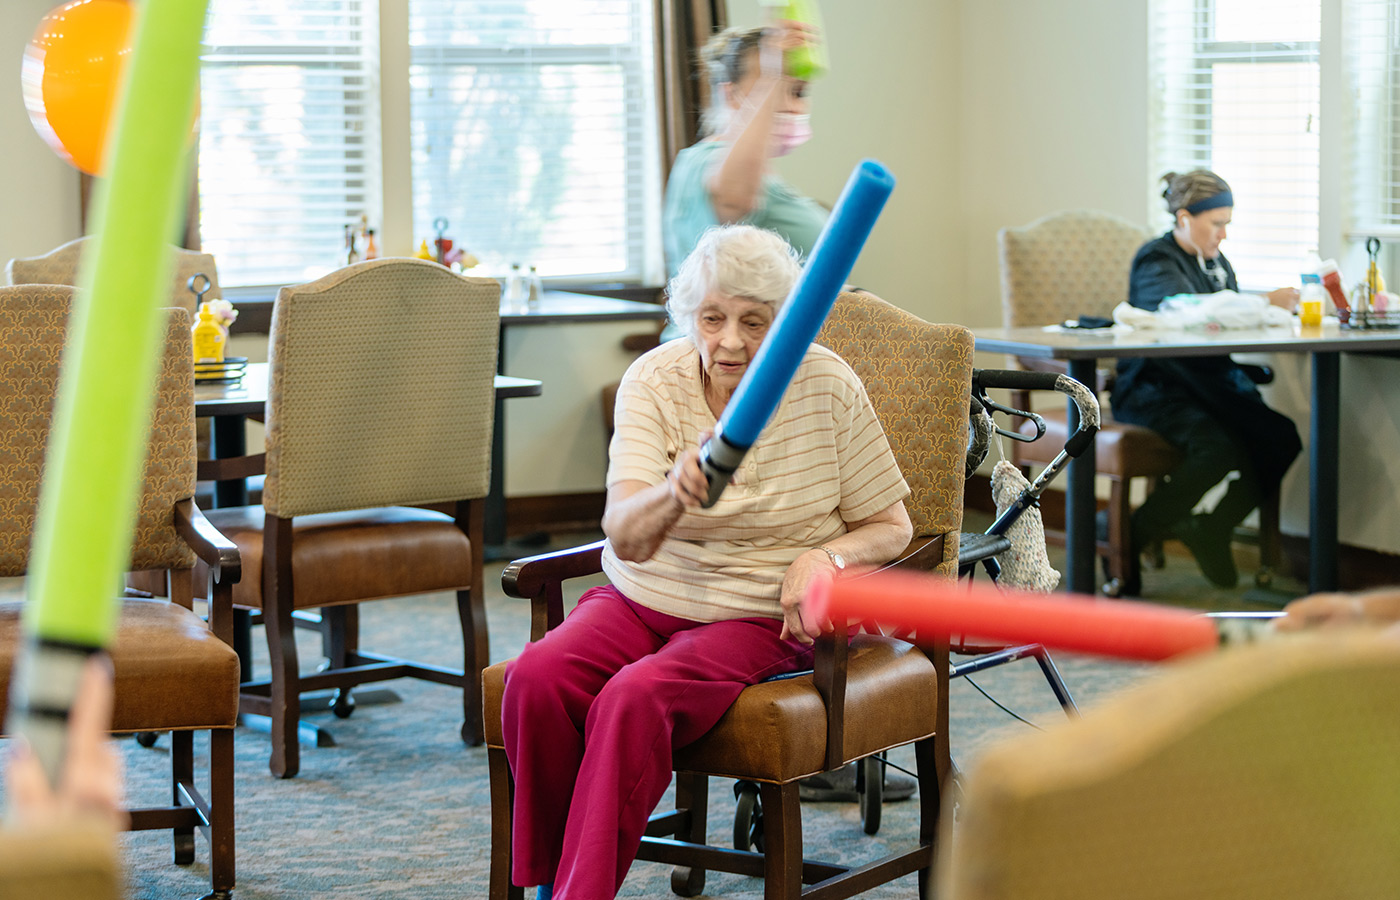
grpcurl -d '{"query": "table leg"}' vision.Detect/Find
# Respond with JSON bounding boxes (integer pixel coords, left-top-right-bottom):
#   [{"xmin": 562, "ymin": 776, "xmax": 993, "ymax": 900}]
[
  {"xmin": 1309, "ymin": 352, "xmax": 1340, "ymax": 593},
  {"xmin": 1066, "ymin": 359, "xmax": 1098, "ymax": 594},
  {"xmin": 209, "ymin": 414, "xmax": 254, "ymax": 680},
  {"xmin": 485, "ymin": 392, "xmax": 507, "ymax": 547},
  {"xmin": 210, "ymin": 414, "xmax": 249, "ymax": 509}
]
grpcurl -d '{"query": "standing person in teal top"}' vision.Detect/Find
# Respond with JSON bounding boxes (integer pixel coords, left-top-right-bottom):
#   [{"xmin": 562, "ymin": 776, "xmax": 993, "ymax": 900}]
[{"xmin": 663, "ymin": 22, "xmax": 829, "ymax": 280}]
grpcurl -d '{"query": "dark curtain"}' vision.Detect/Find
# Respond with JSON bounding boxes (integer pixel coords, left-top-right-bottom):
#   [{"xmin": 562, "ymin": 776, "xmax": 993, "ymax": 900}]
[{"xmin": 655, "ymin": 0, "xmax": 727, "ymax": 180}]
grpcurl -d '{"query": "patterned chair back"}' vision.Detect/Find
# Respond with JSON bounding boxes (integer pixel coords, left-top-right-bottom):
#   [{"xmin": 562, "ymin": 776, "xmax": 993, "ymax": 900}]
[
  {"xmin": 261, "ymin": 258, "xmax": 501, "ymax": 519},
  {"xmin": 818, "ymin": 292, "xmax": 973, "ymax": 577},
  {"xmin": 943, "ymin": 633, "xmax": 1400, "ymax": 900},
  {"xmin": 0, "ymin": 285, "xmax": 196, "ymax": 576},
  {"xmin": 997, "ymin": 210, "xmax": 1152, "ymax": 327},
  {"xmin": 5, "ymin": 236, "xmax": 221, "ymax": 314}
]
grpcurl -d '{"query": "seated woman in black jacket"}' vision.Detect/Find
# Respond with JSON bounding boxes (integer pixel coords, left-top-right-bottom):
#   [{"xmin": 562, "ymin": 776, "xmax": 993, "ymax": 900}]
[{"xmin": 1111, "ymin": 170, "xmax": 1301, "ymax": 589}]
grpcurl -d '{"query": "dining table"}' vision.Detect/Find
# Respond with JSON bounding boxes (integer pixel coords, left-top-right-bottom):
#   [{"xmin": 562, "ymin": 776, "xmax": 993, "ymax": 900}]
[{"xmin": 972, "ymin": 322, "xmax": 1400, "ymax": 596}]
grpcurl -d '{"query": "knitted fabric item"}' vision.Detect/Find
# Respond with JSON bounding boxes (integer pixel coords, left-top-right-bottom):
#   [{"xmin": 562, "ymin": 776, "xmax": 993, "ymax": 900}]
[{"xmin": 990, "ymin": 460, "xmax": 1060, "ymax": 592}]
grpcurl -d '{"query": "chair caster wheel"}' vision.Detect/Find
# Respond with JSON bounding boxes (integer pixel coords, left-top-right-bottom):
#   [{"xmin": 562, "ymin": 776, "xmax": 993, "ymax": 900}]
[
  {"xmin": 331, "ymin": 688, "xmax": 355, "ymax": 718},
  {"xmin": 135, "ymin": 731, "xmax": 160, "ymax": 748},
  {"xmin": 732, "ymin": 781, "xmax": 764, "ymax": 852}
]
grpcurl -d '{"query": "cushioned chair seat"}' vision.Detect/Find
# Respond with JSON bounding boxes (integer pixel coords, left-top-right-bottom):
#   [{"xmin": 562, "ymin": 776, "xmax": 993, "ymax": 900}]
[
  {"xmin": 484, "ymin": 635, "xmax": 940, "ymax": 784},
  {"xmin": 1017, "ymin": 408, "xmax": 1182, "ymax": 479},
  {"xmin": 0, "ymin": 598, "xmax": 240, "ymax": 731},
  {"xmin": 204, "ymin": 506, "xmax": 473, "ymax": 610}
]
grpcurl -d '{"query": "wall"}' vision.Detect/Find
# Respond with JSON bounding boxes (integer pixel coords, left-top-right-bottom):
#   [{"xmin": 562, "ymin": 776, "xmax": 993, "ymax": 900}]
[
  {"xmin": 725, "ymin": 0, "xmax": 963, "ymax": 326},
  {"xmin": 0, "ymin": 0, "xmax": 83, "ymax": 268}
]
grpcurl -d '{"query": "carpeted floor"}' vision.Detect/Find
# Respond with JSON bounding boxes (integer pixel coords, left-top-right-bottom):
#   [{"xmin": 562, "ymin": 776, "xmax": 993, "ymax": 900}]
[{"xmin": 0, "ymin": 518, "xmax": 1302, "ymax": 900}]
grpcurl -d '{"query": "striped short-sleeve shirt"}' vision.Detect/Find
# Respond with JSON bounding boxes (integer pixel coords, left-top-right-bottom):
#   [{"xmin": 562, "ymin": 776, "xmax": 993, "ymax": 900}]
[{"xmin": 602, "ymin": 339, "xmax": 910, "ymax": 622}]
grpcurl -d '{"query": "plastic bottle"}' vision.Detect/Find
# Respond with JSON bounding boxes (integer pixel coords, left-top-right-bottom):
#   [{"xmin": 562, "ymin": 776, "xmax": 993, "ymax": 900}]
[
  {"xmin": 505, "ymin": 263, "xmax": 525, "ymax": 310},
  {"xmin": 768, "ymin": 0, "xmax": 827, "ymax": 80},
  {"xmin": 1317, "ymin": 259, "xmax": 1351, "ymax": 325},
  {"xmin": 1298, "ymin": 283, "xmax": 1324, "ymax": 328},
  {"xmin": 415, "ymin": 239, "xmax": 434, "ymax": 260},
  {"xmin": 527, "ymin": 265, "xmax": 544, "ymax": 310},
  {"xmin": 344, "ymin": 225, "xmax": 360, "ymax": 266},
  {"xmin": 192, "ymin": 302, "xmax": 226, "ymax": 363}
]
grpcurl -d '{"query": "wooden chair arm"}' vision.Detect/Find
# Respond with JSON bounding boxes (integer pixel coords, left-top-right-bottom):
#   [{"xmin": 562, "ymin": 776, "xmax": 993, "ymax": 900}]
[
  {"xmin": 501, "ymin": 541, "xmax": 606, "ymax": 641},
  {"xmin": 813, "ymin": 618, "xmax": 850, "ymax": 772},
  {"xmin": 173, "ymin": 499, "xmax": 240, "ymax": 648},
  {"xmin": 879, "ymin": 534, "xmax": 946, "ymax": 574},
  {"xmin": 174, "ymin": 499, "xmax": 241, "ymax": 586}
]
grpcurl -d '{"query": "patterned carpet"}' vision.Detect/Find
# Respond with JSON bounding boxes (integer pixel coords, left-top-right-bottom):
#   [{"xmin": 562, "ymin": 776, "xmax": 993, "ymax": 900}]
[{"xmin": 0, "ymin": 519, "xmax": 1299, "ymax": 900}]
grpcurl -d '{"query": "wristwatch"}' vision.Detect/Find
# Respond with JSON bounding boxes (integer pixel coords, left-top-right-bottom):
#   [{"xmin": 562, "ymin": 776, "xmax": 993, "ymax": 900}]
[{"xmin": 816, "ymin": 546, "xmax": 846, "ymax": 571}]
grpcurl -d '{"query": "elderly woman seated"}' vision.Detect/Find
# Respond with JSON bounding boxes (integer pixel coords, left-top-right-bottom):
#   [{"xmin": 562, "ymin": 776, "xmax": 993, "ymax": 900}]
[{"xmin": 500, "ymin": 224, "xmax": 914, "ymax": 900}]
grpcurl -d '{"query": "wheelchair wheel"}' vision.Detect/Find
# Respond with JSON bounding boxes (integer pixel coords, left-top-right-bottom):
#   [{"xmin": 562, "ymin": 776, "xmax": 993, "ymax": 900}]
[
  {"xmin": 732, "ymin": 781, "xmax": 765, "ymax": 853},
  {"xmin": 858, "ymin": 756, "xmax": 883, "ymax": 835}
]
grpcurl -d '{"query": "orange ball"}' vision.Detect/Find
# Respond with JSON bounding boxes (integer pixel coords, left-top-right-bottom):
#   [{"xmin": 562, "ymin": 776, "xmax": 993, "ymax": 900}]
[{"xmin": 23, "ymin": 0, "xmax": 136, "ymax": 175}]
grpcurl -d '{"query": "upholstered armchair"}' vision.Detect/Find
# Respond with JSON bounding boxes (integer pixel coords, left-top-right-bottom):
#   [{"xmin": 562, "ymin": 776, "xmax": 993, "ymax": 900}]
[
  {"xmin": 0, "ymin": 287, "xmax": 241, "ymax": 899},
  {"xmin": 942, "ymin": 633, "xmax": 1400, "ymax": 900},
  {"xmin": 483, "ymin": 295, "xmax": 973, "ymax": 900},
  {"xmin": 204, "ymin": 258, "xmax": 501, "ymax": 777}
]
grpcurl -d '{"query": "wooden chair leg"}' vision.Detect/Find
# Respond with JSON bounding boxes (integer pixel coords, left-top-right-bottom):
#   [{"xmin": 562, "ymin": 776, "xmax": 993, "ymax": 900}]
[
  {"xmin": 208, "ymin": 727, "xmax": 236, "ymax": 899},
  {"xmin": 171, "ymin": 730, "xmax": 196, "ymax": 865},
  {"xmin": 1105, "ymin": 480, "xmax": 1137, "ymax": 596},
  {"xmin": 488, "ymin": 745, "xmax": 523, "ymax": 900},
  {"xmin": 760, "ymin": 781, "xmax": 802, "ymax": 900},
  {"xmin": 915, "ymin": 735, "xmax": 944, "ymax": 899},
  {"xmin": 1257, "ymin": 486, "xmax": 1282, "ymax": 586},
  {"xmin": 458, "ymin": 586, "xmax": 488, "ymax": 745},
  {"xmin": 265, "ymin": 596, "xmax": 301, "ymax": 778},
  {"xmin": 265, "ymin": 515, "xmax": 301, "ymax": 777},
  {"xmin": 670, "ymin": 773, "xmax": 708, "ymax": 897},
  {"xmin": 459, "ymin": 499, "xmax": 488, "ymax": 746}
]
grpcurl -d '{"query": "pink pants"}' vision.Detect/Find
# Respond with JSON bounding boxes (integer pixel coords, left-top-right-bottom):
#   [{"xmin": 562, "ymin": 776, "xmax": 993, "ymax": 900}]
[{"xmin": 501, "ymin": 585, "xmax": 813, "ymax": 900}]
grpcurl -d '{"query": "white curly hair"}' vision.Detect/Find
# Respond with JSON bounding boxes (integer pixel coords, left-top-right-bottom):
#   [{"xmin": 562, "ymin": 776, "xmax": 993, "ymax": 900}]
[{"xmin": 665, "ymin": 225, "xmax": 801, "ymax": 340}]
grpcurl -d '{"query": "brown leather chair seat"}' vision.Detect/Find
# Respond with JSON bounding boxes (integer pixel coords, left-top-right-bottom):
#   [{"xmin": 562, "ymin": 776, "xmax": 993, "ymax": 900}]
[
  {"xmin": 0, "ymin": 599, "xmax": 240, "ymax": 732},
  {"xmin": 483, "ymin": 635, "xmax": 940, "ymax": 785},
  {"xmin": 204, "ymin": 506, "xmax": 473, "ymax": 610}
]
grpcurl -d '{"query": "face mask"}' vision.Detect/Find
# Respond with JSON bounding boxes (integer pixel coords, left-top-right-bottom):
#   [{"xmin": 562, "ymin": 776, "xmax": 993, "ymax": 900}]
[{"xmin": 770, "ymin": 113, "xmax": 812, "ymax": 157}]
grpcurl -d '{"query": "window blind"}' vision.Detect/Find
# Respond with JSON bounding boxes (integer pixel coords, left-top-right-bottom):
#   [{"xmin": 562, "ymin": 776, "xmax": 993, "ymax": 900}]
[
  {"xmin": 1149, "ymin": 0, "xmax": 1321, "ymax": 288},
  {"xmin": 199, "ymin": 1, "xmax": 380, "ymax": 288},
  {"xmin": 1348, "ymin": 0, "xmax": 1400, "ymax": 236},
  {"xmin": 408, "ymin": 0, "xmax": 661, "ymax": 283}
]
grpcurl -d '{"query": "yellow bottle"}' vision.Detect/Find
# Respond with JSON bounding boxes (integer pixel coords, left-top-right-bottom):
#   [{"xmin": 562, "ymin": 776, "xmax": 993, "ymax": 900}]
[
  {"xmin": 192, "ymin": 302, "xmax": 226, "ymax": 363},
  {"xmin": 415, "ymin": 239, "xmax": 434, "ymax": 260}
]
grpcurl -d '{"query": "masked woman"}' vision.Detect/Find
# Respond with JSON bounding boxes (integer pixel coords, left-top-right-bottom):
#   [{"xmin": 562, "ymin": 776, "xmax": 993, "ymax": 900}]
[
  {"xmin": 1111, "ymin": 170, "xmax": 1302, "ymax": 589},
  {"xmin": 663, "ymin": 22, "xmax": 827, "ymax": 279}
]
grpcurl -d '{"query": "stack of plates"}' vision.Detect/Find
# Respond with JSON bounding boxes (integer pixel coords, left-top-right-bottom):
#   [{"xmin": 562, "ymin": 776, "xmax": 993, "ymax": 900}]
[{"xmin": 194, "ymin": 356, "xmax": 248, "ymax": 384}]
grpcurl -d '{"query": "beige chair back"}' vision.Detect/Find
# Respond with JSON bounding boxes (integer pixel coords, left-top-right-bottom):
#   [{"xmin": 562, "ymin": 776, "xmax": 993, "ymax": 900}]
[
  {"xmin": 942, "ymin": 633, "xmax": 1400, "ymax": 900},
  {"xmin": 818, "ymin": 292, "xmax": 973, "ymax": 577},
  {"xmin": 0, "ymin": 285, "xmax": 196, "ymax": 575},
  {"xmin": 998, "ymin": 210, "xmax": 1152, "ymax": 327},
  {"xmin": 5, "ymin": 236, "xmax": 221, "ymax": 314},
  {"xmin": 261, "ymin": 258, "xmax": 501, "ymax": 519}
]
